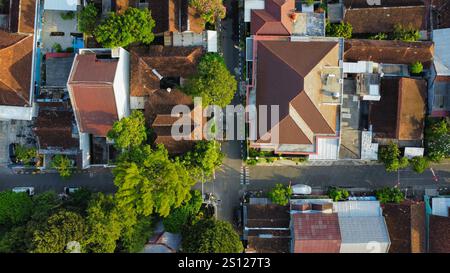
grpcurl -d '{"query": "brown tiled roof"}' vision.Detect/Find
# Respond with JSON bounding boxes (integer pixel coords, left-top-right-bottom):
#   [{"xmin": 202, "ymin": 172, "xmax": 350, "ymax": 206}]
[
  {"xmin": 382, "ymin": 201, "xmax": 426, "ymax": 253},
  {"xmin": 429, "ymin": 215, "xmax": 450, "ymax": 253},
  {"xmin": 344, "ymin": 39, "xmax": 434, "ymax": 68},
  {"xmin": 18, "ymin": 0, "xmax": 36, "ymax": 34},
  {"xmin": 292, "ymin": 213, "xmax": 341, "ymax": 253},
  {"xmin": 148, "ymin": 0, "xmax": 204, "ymax": 34},
  {"xmin": 344, "ymin": 0, "xmax": 425, "ymax": 8},
  {"xmin": 369, "ymin": 78, "xmax": 426, "ymax": 141},
  {"xmin": 68, "ymin": 54, "xmax": 119, "ymax": 137},
  {"xmin": 145, "ymin": 89, "xmax": 204, "ymax": 154},
  {"xmin": 255, "ymin": 40, "xmax": 339, "ymax": 145},
  {"xmin": 344, "ymin": 6, "xmax": 427, "ymax": 34},
  {"xmin": 130, "ymin": 45, "xmax": 204, "ymax": 97},
  {"xmin": 246, "ymin": 204, "xmax": 290, "ymax": 228},
  {"xmin": 251, "ymin": 0, "xmax": 295, "ymax": 35},
  {"xmin": 33, "ymin": 110, "xmax": 79, "ymax": 150},
  {"xmin": 246, "ymin": 237, "xmax": 291, "ymax": 253},
  {"xmin": 0, "ymin": 30, "xmax": 33, "ymax": 106}
]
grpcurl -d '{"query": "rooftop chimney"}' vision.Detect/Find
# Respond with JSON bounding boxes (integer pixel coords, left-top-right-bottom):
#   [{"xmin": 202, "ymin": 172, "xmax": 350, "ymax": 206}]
[{"xmin": 152, "ymin": 69, "xmax": 163, "ymax": 80}]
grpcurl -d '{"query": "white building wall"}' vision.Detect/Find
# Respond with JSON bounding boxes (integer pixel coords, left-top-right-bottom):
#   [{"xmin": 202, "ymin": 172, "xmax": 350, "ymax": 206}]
[
  {"xmin": 79, "ymin": 132, "xmax": 90, "ymax": 169},
  {"xmin": 245, "ymin": 0, "xmax": 265, "ymax": 22},
  {"xmin": 0, "ymin": 105, "xmax": 33, "ymax": 120},
  {"xmin": 309, "ymin": 137, "xmax": 339, "ymax": 160},
  {"xmin": 113, "ymin": 48, "xmax": 131, "ymax": 119}
]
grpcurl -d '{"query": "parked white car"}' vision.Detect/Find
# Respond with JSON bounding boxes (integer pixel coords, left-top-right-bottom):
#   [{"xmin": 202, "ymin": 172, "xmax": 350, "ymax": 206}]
[
  {"xmin": 64, "ymin": 187, "xmax": 80, "ymax": 195},
  {"xmin": 12, "ymin": 187, "xmax": 35, "ymax": 196},
  {"xmin": 291, "ymin": 184, "xmax": 312, "ymax": 195}
]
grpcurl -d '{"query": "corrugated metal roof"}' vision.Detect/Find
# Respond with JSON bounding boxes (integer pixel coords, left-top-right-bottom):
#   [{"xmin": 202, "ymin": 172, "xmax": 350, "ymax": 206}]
[
  {"xmin": 432, "ymin": 197, "xmax": 450, "ymax": 217},
  {"xmin": 309, "ymin": 137, "xmax": 339, "ymax": 160},
  {"xmin": 338, "ymin": 217, "xmax": 390, "ymax": 253},
  {"xmin": 433, "ymin": 28, "xmax": 450, "ymax": 76},
  {"xmin": 334, "ymin": 201, "xmax": 382, "ymax": 217}
]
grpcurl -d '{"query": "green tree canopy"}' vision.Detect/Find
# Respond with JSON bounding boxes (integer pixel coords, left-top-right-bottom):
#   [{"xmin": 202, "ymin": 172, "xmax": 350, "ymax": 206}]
[
  {"xmin": 94, "ymin": 7, "xmax": 155, "ymax": 48},
  {"xmin": 375, "ymin": 187, "xmax": 405, "ymax": 204},
  {"xmin": 268, "ymin": 184, "xmax": 292, "ymax": 206},
  {"xmin": 328, "ymin": 187, "xmax": 349, "ymax": 201},
  {"xmin": 107, "ymin": 110, "xmax": 147, "ymax": 150},
  {"xmin": 190, "ymin": 0, "xmax": 226, "ymax": 24},
  {"xmin": 182, "ymin": 219, "xmax": 243, "ymax": 253},
  {"xmin": 184, "ymin": 53, "xmax": 237, "ymax": 107},
  {"xmin": 14, "ymin": 145, "xmax": 37, "ymax": 165},
  {"xmin": 51, "ymin": 154, "xmax": 72, "ymax": 179},
  {"xmin": 32, "ymin": 210, "xmax": 85, "ymax": 253},
  {"xmin": 425, "ymin": 119, "xmax": 450, "ymax": 162},
  {"xmin": 0, "ymin": 191, "xmax": 33, "ymax": 227},
  {"xmin": 379, "ymin": 142, "xmax": 409, "ymax": 172},
  {"xmin": 78, "ymin": 3, "xmax": 98, "ymax": 35},
  {"xmin": 163, "ymin": 190, "xmax": 203, "ymax": 233},
  {"xmin": 113, "ymin": 144, "xmax": 196, "ymax": 217},
  {"xmin": 182, "ymin": 140, "xmax": 224, "ymax": 181},
  {"xmin": 326, "ymin": 21, "xmax": 352, "ymax": 39},
  {"xmin": 84, "ymin": 193, "xmax": 122, "ymax": 253}
]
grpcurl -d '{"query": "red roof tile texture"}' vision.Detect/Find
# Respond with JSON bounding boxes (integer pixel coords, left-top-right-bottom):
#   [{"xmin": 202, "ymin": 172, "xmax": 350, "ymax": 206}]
[
  {"xmin": 255, "ymin": 40, "xmax": 339, "ymax": 145},
  {"xmin": 369, "ymin": 78, "xmax": 426, "ymax": 141},
  {"xmin": 68, "ymin": 54, "xmax": 119, "ymax": 137},
  {"xmin": 0, "ymin": 31, "xmax": 33, "ymax": 106},
  {"xmin": 429, "ymin": 215, "xmax": 450, "ymax": 253},
  {"xmin": 33, "ymin": 110, "xmax": 79, "ymax": 150},
  {"xmin": 251, "ymin": 0, "xmax": 295, "ymax": 35},
  {"xmin": 382, "ymin": 201, "xmax": 426, "ymax": 253},
  {"xmin": 292, "ymin": 213, "xmax": 341, "ymax": 253},
  {"xmin": 344, "ymin": 6, "xmax": 427, "ymax": 34},
  {"xmin": 344, "ymin": 39, "xmax": 434, "ymax": 68}
]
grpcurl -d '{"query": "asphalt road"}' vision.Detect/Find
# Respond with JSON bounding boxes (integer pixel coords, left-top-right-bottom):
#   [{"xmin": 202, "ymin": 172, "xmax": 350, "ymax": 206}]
[{"xmin": 247, "ymin": 163, "xmax": 450, "ymax": 191}]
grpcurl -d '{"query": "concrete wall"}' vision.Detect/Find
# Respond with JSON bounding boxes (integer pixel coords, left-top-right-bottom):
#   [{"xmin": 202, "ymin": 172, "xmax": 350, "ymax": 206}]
[
  {"xmin": 0, "ymin": 105, "xmax": 33, "ymax": 120},
  {"xmin": 79, "ymin": 132, "xmax": 90, "ymax": 169},
  {"xmin": 113, "ymin": 48, "xmax": 131, "ymax": 119}
]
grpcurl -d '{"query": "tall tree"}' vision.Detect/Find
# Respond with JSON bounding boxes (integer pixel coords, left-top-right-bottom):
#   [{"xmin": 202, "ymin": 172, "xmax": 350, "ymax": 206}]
[
  {"xmin": 190, "ymin": 0, "xmax": 226, "ymax": 24},
  {"xmin": 94, "ymin": 7, "xmax": 155, "ymax": 48},
  {"xmin": 0, "ymin": 191, "xmax": 33, "ymax": 227},
  {"xmin": 51, "ymin": 154, "xmax": 72, "ymax": 179},
  {"xmin": 107, "ymin": 110, "xmax": 147, "ymax": 150},
  {"xmin": 84, "ymin": 194, "xmax": 122, "ymax": 253},
  {"xmin": 113, "ymin": 145, "xmax": 196, "ymax": 217},
  {"xmin": 163, "ymin": 190, "xmax": 203, "ymax": 233},
  {"xmin": 32, "ymin": 210, "xmax": 85, "ymax": 253},
  {"xmin": 182, "ymin": 219, "xmax": 243, "ymax": 253},
  {"xmin": 426, "ymin": 119, "xmax": 450, "ymax": 162},
  {"xmin": 183, "ymin": 53, "xmax": 237, "ymax": 107},
  {"xmin": 182, "ymin": 140, "xmax": 224, "ymax": 181},
  {"xmin": 78, "ymin": 3, "xmax": 98, "ymax": 35}
]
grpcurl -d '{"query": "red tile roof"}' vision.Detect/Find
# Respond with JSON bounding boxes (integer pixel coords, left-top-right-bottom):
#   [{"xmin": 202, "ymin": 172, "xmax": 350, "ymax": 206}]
[
  {"xmin": 130, "ymin": 45, "xmax": 204, "ymax": 97},
  {"xmin": 68, "ymin": 54, "xmax": 119, "ymax": 137},
  {"xmin": 369, "ymin": 78, "xmax": 426, "ymax": 141},
  {"xmin": 0, "ymin": 30, "xmax": 33, "ymax": 106},
  {"xmin": 429, "ymin": 215, "xmax": 450, "ymax": 253},
  {"xmin": 251, "ymin": 0, "xmax": 295, "ymax": 35},
  {"xmin": 292, "ymin": 213, "xmax": 341, "ymax": 253},
  {"xmin": 254, "ymin": 40, "xmax": 339, "ymax": 145},
  {"xmin": 33, "ymin": 110, "xmax": 79, "ymax": 150},
  {"xmin": 344, "ymin": 5, "xmax": 427, "ymax": 34},
  {"xmin": 382, "ymin": 201, "xmax": 426, "ymax": 253},
  {"xmin": 344, "ymin": 39, "xmax": 435, "ymax": 68}
]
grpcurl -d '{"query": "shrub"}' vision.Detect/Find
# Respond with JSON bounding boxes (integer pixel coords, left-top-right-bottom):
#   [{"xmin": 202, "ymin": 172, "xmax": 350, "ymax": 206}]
[
  {"xmin": 268, "ymin": 184, "xmax": 292, "ymax": 206},
  {"xmin": 410, "ymin": 61, "xmax": 423, "ymax": 74},
  {"xmin": 425, "ymin": 119, "xmax": 450, "ymax": 162},
  {"xmin": 393, "ymin": 24, "xmax": 420, "ymax": 42},
  {"xmin": 78, "ymin": 3, "xmax": 98, "ymax": 35},
  {"xmin": 410, "ymin": 156, "xmax": 429, "ymax": 174},
  {"xmin": 375, "ymin": 187, "xmax": 405, "ymax": 203},
  {"xmin": 15, "ymin": 145, "xmax": 37, "ymax": 165},
  {"xmin": 51, "ymin": 155, "xmax": 72, "ymax": 179},
  {"xmin": 303, "ymin": 0, "xmax": 315, "ymax": 6},
  {"xmin": 60, "ymin": 11, "xmax": 75, "ymax": 20},
  {"xmin": 328, "ymin": 187, "xmax": 349, "ymax": 201},
  {"xmin": 246, "ymin": 158, "xmax": 257, "ymax": 165},
  {"xmin": 326, "ymin": 21, "xmax": 352, "ymax": 39},
  {"xmin": 369, "ymin": 32, "xmax": 388, "ymax": 40},
  {"xmin": 379, "ymin": 142, "xmax": 409, "ymax": 172},
  {"xmin": 52, "ymin": 43, "xmax": 63, "ymax": 53}
]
